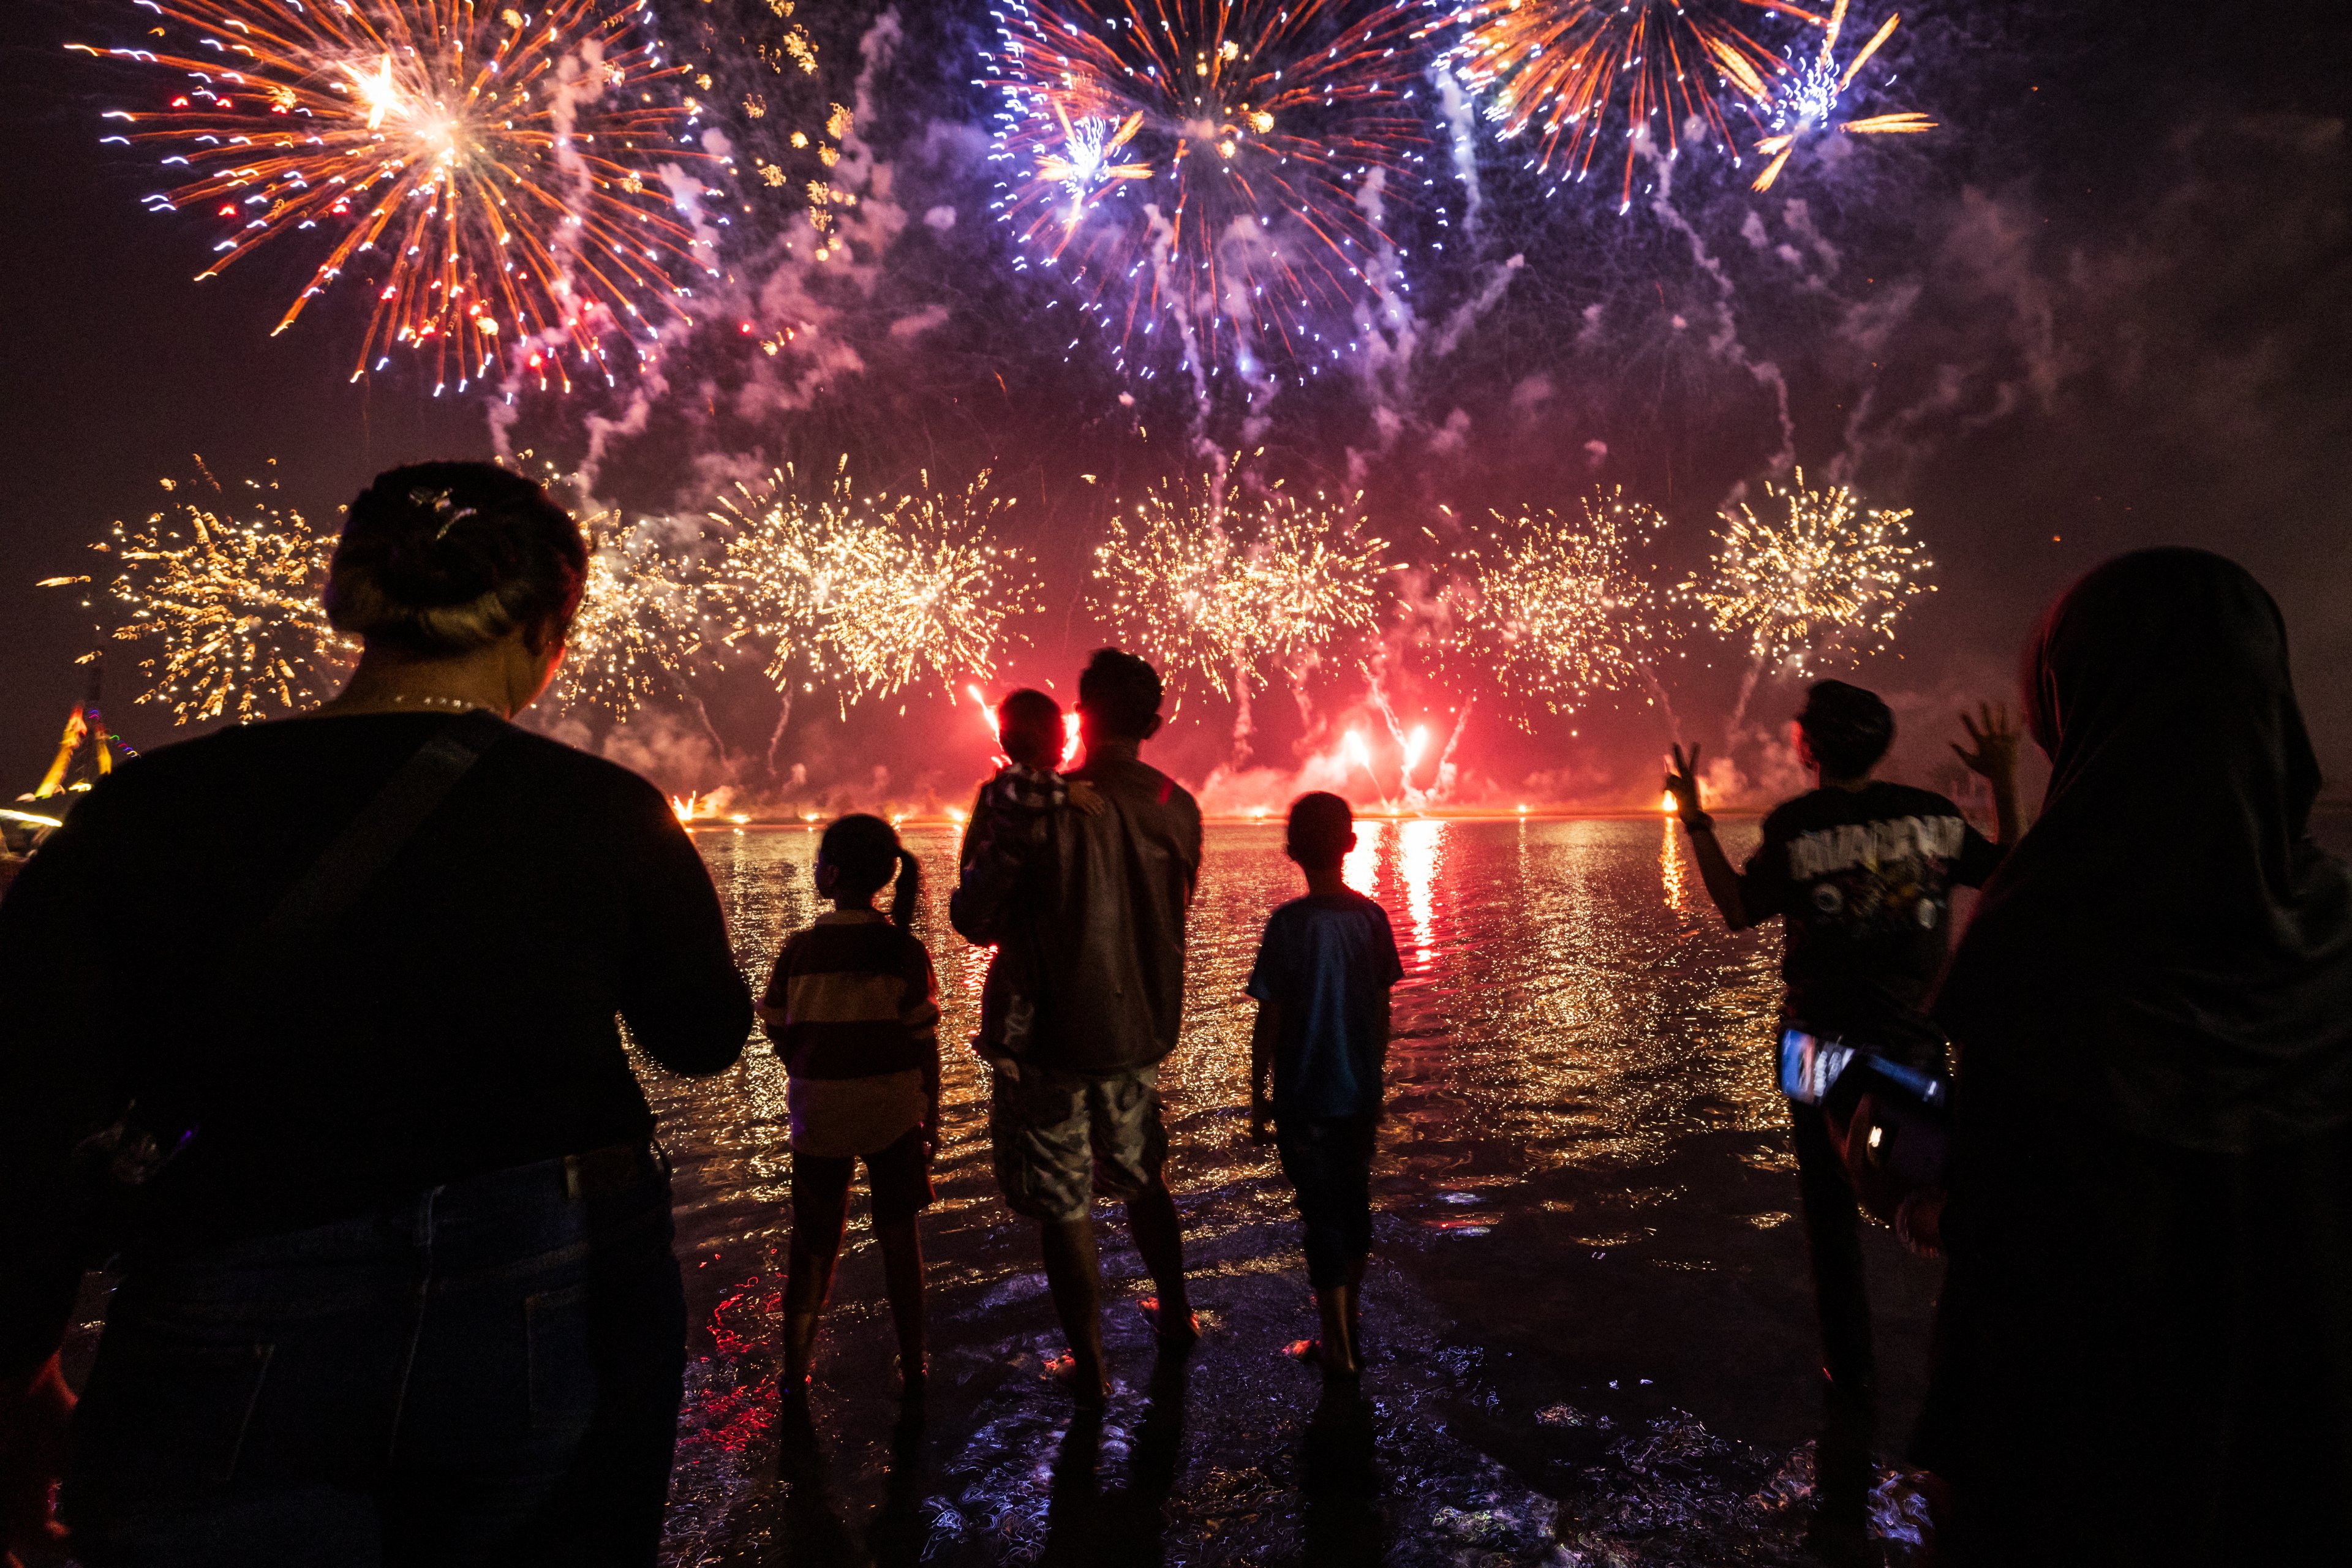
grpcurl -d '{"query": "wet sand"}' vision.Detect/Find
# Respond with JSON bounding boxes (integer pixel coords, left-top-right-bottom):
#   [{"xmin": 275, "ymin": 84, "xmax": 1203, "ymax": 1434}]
[{"xmin": 653, "ymin": 817, "xmax": 1943, "ymax": 1565}]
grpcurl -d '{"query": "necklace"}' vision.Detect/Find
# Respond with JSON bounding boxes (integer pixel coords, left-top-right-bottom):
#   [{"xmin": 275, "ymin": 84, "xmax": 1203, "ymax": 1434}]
[{"xmin": 381, "ymin": 694, "xmax": 490, "ymax": 714}]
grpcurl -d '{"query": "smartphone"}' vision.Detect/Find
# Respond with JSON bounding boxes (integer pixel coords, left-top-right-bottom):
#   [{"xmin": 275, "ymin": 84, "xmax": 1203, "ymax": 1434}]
[{"xmin": 1779, "ymin": 1028, "xmax": 1855, "ymax": 1106}]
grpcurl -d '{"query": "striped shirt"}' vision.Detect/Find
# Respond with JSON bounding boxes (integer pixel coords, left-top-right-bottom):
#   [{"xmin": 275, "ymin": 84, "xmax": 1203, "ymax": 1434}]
[{"xmin": 761, "ymin": 910, "xmax": 940, "ymax": 1157}]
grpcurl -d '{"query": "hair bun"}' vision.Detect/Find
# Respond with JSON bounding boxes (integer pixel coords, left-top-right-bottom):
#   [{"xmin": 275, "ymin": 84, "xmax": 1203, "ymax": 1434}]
[
  {"xmin": 369, "ymin": 486, "xmax": 508, "ymax": 608},
  {"xmin": 325, "ymin": 461, "xmax": 588, "ymax": 656}
]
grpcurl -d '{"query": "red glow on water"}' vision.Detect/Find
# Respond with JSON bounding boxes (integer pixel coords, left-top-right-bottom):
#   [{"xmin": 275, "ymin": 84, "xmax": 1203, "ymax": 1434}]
[
  {"xmin": 1401, "ymin": 818, "xmax": 1442, "ymax": 960},
  {"xmin": 674, "ymin": 1278, "xmax": 783, "ymax": 1460}
]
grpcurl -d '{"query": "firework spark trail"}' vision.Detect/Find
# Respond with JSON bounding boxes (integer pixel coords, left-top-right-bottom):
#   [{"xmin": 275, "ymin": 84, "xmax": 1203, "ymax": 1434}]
[
  {"xmin": 1339, "ymin": 728, "xmax": 1394, "ymax": 815},
  {"xmin": 1442, "ymin": 0, "xmax": 1809, "ymax": 210},
  {"xmin": 1366, "ymin": 676, "xmax": 1460, "ymax": 809},
  {"xmin": 1089, "ymin": 470, "xmax": 1389, "ymax": 724},
  {"xmin": 1444, "ymin": 486, "xmax": 1675, "ymax": 731},
  {"xmin": 1751, "ymin": 0, "xmax": 1934, "ymax": 191},
  {"xmin": 1643, "ymin": 149, "xmax": 1795, "ymax": 471},
  {"xmin": 1679, "ymin": 467, "xmax": 1931, "ymax": 724},
  {"xmin": 986, "ymin": 0, "xmax": 1442, "ymax": 389},
  {"xmin": 68, "ymin": 464, "xmax": 350, "ymax": 724},
  {"xmin": 77, "ymin": 0, "xmax": 724, "ymax": 392}
]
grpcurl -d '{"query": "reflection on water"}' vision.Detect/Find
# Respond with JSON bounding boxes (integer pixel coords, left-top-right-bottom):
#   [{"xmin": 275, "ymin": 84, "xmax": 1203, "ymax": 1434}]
[
  {"xmin": 647, "ymin": 818, "xmax": 1948, "ymax": 1564},
  {"xmin": 1340, "ymin": 818, "xmax": 1446, "ymax": 964},
  {"xmin": 1660, "ymin": 814, "xmax": 1694, "ymax": 916}
]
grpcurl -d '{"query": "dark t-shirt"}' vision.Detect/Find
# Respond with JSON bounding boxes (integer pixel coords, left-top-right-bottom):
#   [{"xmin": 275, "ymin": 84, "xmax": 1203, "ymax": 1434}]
[
  {"xmin": 1738, "ymin": 782, "xmax": 2004, "ymax": 1063},
  {"xmin": 1246, "ymin": 891, "xmax": 1404, "ymax": 1119},
  {"xmin": 0, "ymin": 712, "xmax": 752, "ymax": 1248}
]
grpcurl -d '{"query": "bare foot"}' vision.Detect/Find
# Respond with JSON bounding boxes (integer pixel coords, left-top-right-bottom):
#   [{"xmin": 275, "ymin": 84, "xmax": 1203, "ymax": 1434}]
[
  {"xmin": 1042, "ymin": 1350, "xmax": 1110, "ymax": 1409},
  {"xmin": 1137, "ymin": 1295, "xmax": 1200, "ymax": 1356},
  {"xmin": 1286, "ymin": 1338, "xmax": 1361, "ymax": 1380}
]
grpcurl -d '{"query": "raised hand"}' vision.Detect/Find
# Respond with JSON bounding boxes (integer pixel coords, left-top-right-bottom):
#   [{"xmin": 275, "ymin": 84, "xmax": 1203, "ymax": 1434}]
[
  {"xmin": 1951, "ymin": 702, "xmax": 2020, "ymax": 781},
  {"xmin": 1664, "ymin": 742, "xmax": 1706, "ymax": 819},
  {"xmin": 0, "ymin": 1355, "xmax": 74, "ymax": 1568}
]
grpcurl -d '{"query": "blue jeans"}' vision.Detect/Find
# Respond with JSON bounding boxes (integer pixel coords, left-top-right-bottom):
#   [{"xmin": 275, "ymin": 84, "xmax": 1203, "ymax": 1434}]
[
  {"xmin": 1275, "ymin": 1115, "xmax": 1377, "ymax": 1289},
  {"xmin": 61, "ymin": 1147, "xmax": 687, "ymax": 1567}
]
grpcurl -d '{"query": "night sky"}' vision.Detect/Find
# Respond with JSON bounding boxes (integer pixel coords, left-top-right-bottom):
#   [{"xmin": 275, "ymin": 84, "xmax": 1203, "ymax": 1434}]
[{"xmin": 2, "ymin": 1, "xmax": 2346, "ymax": 813}]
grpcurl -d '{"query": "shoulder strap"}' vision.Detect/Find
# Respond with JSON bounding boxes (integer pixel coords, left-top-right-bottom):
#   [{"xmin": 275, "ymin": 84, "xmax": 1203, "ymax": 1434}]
[
  {"xmin": 92, "ymin": 710, "xmax": 514, "ymax": 1194},
  {"xmin": 255, "ymin": 709, "xmax": 510, "ymax": 945}
]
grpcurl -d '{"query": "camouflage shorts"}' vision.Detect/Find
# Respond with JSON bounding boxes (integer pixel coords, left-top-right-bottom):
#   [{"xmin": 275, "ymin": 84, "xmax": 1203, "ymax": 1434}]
[{"xmin": 990, "ymin": 1063, "xmax": 1168, "ymax": 1223}]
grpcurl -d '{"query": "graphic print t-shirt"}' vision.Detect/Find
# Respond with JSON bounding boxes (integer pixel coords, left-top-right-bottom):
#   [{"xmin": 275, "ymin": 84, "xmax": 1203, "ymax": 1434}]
[
  {"xmin": 1737, "ymin": 782, "xmax": 2003, "ymax": 1065},
  {"xmin": 1246, "ymin": 891, "xmax": 1405, "ymax": 1120}
]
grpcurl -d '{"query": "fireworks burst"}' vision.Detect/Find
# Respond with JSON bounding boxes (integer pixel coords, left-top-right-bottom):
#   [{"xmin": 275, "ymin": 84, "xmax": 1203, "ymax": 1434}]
[
  {"xmin": 68, "ymin": 463, "xmax": 350, "ymax": 723},
  {"xmin": 1444, "ymin": 487, "xmax": 1673, "ymax": 726},
  {"xmin": 1444, "ymin": 0, "xmax": 1806, "ymax": 208},
  {"xmin": 1090, "ymin": 470, "xmax": 1388, "ymax": 701},
  {"xmin": 709, "ymin": 461, "xmax": 1040, "ymax": 712},
  {"xmin": 1750, "ymin": 0, "xmax": 1933, "ymax": 191},
  {"xmin": 707, "ymin": 458, "xmax": 868, "ymax": 698},
  {"xmin": 831, "ymin": 472, "xmax": 1042, "ymax": 709},
  {"xmin": 552, "ymin": 509, "xmax": 706, "ymax": 718},
  {"xmin": 1681, "ymin": 468, "xmax": 1930, "ymax": 670},
  {"xmin": 987, "ymin": 0, "xmax": 1438, "ymax": 381},
  {"xmin": 77, "ymin": 0, "xmax": 723, "ymax": 391}
]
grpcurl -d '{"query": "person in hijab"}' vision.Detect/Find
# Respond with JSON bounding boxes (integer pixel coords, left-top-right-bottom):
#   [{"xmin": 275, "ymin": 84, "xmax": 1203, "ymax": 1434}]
[{"xmin": 1922, "ymin": 548, "xmax": 2352, "ymax": 1565}]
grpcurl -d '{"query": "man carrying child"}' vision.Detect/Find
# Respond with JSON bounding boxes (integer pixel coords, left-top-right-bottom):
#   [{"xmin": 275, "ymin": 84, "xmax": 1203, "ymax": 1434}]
[
  {"xmin": 1246, "ymin": 793, "xmax": 1403, "ymax": 1379},
  {"xmin": 951, "ymin": 650, "xmax": 1203, "ymax": 1406}
]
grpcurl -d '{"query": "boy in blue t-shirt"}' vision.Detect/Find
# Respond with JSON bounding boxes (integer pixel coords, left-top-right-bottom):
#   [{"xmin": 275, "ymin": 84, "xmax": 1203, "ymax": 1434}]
[{"xmin": 1246, "ymin": 791, "xmax": 1404, "ymax": 1378}]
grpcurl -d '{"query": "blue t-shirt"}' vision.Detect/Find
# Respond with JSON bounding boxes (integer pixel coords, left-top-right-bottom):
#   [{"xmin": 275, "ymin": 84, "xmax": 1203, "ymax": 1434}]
[{"xmin": 1245, "ymin": 891, "xmax": 1405, "ymax": 1119}]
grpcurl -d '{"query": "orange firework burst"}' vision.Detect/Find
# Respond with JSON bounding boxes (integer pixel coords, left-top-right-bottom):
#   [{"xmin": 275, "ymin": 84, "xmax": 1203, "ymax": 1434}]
[
  {"xmin": 1446, "ymin": 0, "xmax": 1813, "ymax": 207},
  {"xmin": 1678, "ymin": 468, "xmax": 1931, "ymax": 669},
  {"xmin": 1750, "ymin": 0, "xmax": 1934, "ymax": 191},
  {"xmin": 77, "ymin": 0, "xmax": 724, "ymax": 392},
  {"xmin": 57, "ymin": 462, "xmax": 352, "ymax": 725},
  {"xmin": 987, "ymin": 0, "xmax": 1436, "ymax": 380}
]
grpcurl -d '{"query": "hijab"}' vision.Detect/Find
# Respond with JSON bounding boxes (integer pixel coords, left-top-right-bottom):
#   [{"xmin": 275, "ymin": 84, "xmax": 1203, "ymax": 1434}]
[{"xmin": 1936, "ymin": 548, "xmax": 2352, "ymax": 1152}]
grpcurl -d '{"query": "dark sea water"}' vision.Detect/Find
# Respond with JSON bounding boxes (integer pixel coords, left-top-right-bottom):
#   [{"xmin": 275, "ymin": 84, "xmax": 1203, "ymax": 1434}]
[{"xmin": 649, "ymin": 816, "xmax": 1947, "ymax": 1566}]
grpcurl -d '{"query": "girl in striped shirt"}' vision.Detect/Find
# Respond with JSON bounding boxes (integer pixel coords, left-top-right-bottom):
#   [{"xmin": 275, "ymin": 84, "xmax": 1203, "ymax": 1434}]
[{"xmin": 760, "ymin": 814, "xmax": 940, "ymax": 1396}]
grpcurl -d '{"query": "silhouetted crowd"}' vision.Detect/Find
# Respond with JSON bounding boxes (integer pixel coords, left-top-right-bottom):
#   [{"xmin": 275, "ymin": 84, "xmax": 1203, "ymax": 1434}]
[{"xmin": 3, "ymin": 464, "xmax": 2346, "ymax": 1567}]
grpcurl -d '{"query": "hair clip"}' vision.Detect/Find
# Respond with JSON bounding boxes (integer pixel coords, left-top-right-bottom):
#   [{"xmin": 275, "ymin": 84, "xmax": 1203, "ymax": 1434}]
[{"xmin": 408, "ymin": 487, "xmax": 479, "ymax": 540}]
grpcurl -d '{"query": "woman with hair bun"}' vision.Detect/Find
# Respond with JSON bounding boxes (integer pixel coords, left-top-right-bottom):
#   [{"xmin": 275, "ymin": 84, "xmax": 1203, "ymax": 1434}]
[{"xmin": 0, "ymin": 461, "xmax": 752, "ymax": 1566}]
